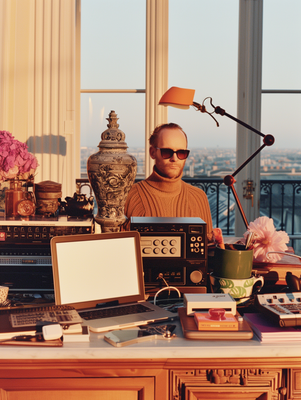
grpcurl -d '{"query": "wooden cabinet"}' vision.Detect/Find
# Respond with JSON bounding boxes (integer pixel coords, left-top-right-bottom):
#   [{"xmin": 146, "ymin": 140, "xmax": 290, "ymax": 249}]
[
  {"xmin": 288, "ymin": 368, "xmax": 301, "ymax": 399},
  {"xmin": 0, "ymin": 358, "xmax": 299, "ymax": 400},
  {"xmin": 0, "ymin": 377, "xmax": 154, "ymax": 400},
  {"xmin": 170, "ymin": 364, "xmax": 283, "ymax": 400},
  {"xmin": 0, "ymin": 360, "xmax": 168, "ymax": 400}
]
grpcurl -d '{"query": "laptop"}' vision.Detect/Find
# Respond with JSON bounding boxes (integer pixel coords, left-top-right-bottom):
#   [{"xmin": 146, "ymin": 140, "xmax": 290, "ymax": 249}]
[{"xmin": 50, "ymin": 231, "xmax": 175, "ymax": 333}]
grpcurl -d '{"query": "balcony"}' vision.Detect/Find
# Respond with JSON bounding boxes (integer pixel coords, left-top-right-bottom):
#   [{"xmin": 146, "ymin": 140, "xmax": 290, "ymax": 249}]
[{"xmin": 186, "ymin": 177, "xmax": 301, "ymax": 256}]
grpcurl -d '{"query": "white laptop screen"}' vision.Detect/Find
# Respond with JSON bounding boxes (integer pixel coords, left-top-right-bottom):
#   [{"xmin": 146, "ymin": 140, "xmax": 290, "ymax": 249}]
[{"xmin": 50, "ymin": 231, "xmax": 145, "ymax": 310}]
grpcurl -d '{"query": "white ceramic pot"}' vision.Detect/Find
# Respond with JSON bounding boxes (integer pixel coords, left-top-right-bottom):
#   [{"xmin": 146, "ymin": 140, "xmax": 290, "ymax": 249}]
[{"xmin": 209, "ymin": 273, "xmax": 264, "ymax": 299}]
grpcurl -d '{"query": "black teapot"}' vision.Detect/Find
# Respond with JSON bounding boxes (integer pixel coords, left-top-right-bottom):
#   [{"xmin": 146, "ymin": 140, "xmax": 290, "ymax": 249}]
[{"xmin": 62, "ymin": 192, "xmax": 94, "ymax": 217}]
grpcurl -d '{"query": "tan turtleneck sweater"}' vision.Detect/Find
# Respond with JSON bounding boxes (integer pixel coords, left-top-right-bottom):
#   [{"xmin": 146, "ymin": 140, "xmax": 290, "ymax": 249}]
[{"xmin": 123, "ymin": 168, "xmax": 213, "ymax": 233}]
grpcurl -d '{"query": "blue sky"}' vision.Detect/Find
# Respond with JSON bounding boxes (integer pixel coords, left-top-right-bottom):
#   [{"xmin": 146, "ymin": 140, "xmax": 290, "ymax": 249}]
[{"xmin": 80, "ymin": 0, "xmax": 301, "ymax": 151}]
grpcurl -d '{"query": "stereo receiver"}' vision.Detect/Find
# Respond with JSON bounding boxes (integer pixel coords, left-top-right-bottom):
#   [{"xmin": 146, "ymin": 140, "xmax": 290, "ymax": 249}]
[
  {"xmin": 0, "ymin": 215, "xmax": 94, "ymax": 245},
  {"xmin": 0, "ymin": 215, "xmax": 94, "ymax": 292},
  {"xmin": 130, "ymin": 217, "xmax": 207, "ymax": 289},
  {"xmin": 0, "ymin": 244, "xmax": 53, "ymax": 292}
]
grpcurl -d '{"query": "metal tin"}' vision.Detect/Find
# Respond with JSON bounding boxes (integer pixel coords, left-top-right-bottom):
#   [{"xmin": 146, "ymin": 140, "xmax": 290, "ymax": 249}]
[{"xmin": 34, "ymin": 180, "xmax": 62, "ymax": 216}]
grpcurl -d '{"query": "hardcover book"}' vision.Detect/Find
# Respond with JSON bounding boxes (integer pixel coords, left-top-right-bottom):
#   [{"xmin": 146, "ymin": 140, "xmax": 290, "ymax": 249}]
[
  {"xmin": 244, "ymin": 313, "xmax": 301, "ymax": 342},
  {"xmin": 194, "ymin": 312, "xmax": 238, "ymax": 331}
]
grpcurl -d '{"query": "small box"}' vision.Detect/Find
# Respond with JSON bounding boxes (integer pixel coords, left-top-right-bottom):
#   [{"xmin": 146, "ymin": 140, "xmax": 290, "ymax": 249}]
[
  {"xmin": 184, "ymin": 293, "xmax": 236, "ymax": 316},
  {"xmin": 194, "ymin": 312, "xmax": 238, "ymax": 331}
]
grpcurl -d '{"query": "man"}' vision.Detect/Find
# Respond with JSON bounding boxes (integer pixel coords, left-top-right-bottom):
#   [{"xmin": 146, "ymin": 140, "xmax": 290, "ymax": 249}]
[{"xmin": 123, "ymin": 123, "xmax": 213, "ymax": 233}]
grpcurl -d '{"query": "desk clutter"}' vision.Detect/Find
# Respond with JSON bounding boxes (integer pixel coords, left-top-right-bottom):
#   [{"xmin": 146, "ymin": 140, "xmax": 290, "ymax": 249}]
[
  {"xmin": 3, "ymin": 289, "xmax": 301, "ymax": 346},
  {"xmin": 0, "ymin": 214, "xmax": 300, "ymax": 347}
]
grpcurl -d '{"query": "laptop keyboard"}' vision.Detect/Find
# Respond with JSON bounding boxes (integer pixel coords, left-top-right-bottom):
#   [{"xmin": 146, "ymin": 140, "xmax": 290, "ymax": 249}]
[{"xmin": 79, "ymin": 303, "xmax": 153, "ymax": 321}]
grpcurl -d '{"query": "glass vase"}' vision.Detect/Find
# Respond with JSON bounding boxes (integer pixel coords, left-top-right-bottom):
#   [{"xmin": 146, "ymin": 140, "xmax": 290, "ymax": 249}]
[{"xmin": 5, "ymin": 180, "xmax": 26, "ymax": 217}]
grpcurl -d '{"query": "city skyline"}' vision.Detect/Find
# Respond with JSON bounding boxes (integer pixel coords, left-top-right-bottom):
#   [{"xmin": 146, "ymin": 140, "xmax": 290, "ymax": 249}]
[{"xmin": 80, "ymin": 146, "xmax": 301, "ymax": 179}]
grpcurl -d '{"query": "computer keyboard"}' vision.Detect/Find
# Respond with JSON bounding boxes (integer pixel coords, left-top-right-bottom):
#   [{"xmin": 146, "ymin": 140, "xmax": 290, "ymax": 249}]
[
  {"xmin": 79, "ymin": 303, "xmax": 153, "ymax": 320},
  {"xmin": 8, "ymin": 305, "xmax": 82, "ymax": 328}
]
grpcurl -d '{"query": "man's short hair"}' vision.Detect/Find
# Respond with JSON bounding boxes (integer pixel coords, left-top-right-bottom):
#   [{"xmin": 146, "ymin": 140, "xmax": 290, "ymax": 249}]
[{"xmin": 149, "ymin": 123, "xmax": 188, "ymax": 148}]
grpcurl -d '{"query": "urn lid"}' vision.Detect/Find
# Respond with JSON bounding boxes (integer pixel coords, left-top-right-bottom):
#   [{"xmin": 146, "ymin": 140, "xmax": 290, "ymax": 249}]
[
  {"xmin": 35, "ymin": 180, "xmax": 62, "ymax": 192},
  {"xmin": 98, "ymin": 110, "xmax": 128, "ymax": 150}
]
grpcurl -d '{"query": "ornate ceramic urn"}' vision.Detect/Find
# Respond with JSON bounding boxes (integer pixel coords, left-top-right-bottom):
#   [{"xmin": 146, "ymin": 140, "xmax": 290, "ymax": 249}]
[{"xmin": 87, "ymin": 110, "xmax": 137, "ymax": 232}]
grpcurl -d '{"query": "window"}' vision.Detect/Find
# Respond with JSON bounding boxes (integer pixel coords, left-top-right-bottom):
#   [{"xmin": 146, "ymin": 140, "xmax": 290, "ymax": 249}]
[
  {"xmin": 80, "ymin": 0, "xmax": 146, "ymax": 177},
  {"xmin": 168, "ymin": 0, "xmax": 239, "ymax": 150},
  {"xmin": 80, "ymin": 0, "xmax": 239, "ymax": 178},
  {"xmin": 261, "ymin": 0, "xmax": 301, "ymax": 164},
  {"xmin": 80, "ymin": 0, "xmax": 301, "ymax": 240}
]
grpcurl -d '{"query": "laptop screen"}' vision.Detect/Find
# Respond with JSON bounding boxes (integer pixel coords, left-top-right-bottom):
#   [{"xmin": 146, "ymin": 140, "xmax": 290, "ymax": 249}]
[{"xmin": 50, "ymin": 231, "xmax": 145, "ymax": 310}]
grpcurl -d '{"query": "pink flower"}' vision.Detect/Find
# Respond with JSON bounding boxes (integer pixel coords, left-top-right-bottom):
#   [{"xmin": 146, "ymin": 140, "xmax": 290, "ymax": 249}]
[
  {"xmin": 0, "ymin": 165, "xmax": 19, "ymax": 180},
  {"xmin": 243, "ymin": 216, "xmax": 289, "ymax": 263},
  {"xmin": 0, "ymin": 130, "xmax": 38, "ymax": 182}
]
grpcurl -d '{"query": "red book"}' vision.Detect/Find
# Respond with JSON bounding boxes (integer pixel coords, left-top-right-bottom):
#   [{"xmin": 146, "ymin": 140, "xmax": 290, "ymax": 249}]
[{"xmin": 194, "ymin": 312, "xmax": 238, "ymax": 331}]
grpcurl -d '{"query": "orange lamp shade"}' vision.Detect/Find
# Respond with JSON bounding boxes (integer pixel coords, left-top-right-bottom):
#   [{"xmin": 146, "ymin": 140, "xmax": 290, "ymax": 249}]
[{"xmin": 159, "ymin": 86, "xmax": 195, "ymax": 109}]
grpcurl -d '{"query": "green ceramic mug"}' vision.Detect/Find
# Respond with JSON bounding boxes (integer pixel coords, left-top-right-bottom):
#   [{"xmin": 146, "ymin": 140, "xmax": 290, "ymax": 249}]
[{"xmin": 212, "ymin": 244, "xmax": 254, "ymax": 279}]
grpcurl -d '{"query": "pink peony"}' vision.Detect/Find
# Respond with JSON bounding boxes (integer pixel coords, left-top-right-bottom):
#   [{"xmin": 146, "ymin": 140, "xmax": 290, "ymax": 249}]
[
  {"xmin": 243, "ymin": 216, "xmax": 289, "ymax": 263},
  {"xmin": 0, "ymin": 130, "xmax": 38, "ymax": 182},
  {"xmin": 0, "ymin": 165, "xmax": 19, "ymax": 180}
]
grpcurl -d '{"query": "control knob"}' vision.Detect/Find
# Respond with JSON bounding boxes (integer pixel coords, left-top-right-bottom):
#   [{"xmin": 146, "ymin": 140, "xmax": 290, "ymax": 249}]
[{"xmin": 189, "ymin": 270, "xmax": 203, "ymax": 284}]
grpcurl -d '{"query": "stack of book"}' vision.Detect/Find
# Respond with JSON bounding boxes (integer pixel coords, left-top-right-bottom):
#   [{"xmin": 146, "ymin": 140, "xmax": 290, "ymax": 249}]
[
  {"xmin": 244, "ymin": 313, "xmax": 301, "ymax": 342},
  {"xmin": 0, "ymin": 306, "xmax": 90, "ymax": 344},
  {"xmin": 63, "ymin": 324, "xmax": 90, "ymax": 342},
  {"xmin": 253, "ymin": 249, "xmax": 301, "ymax": 285}
]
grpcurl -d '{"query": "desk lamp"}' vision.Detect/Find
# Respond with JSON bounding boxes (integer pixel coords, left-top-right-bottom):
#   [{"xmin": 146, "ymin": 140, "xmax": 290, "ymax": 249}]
[{"xmin": 159, "ymin": 86, "xmax": 275, "ymax": 228}]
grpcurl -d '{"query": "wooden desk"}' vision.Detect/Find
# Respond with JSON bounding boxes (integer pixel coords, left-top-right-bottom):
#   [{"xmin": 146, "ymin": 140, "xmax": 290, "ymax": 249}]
[{"xmin": 0, "ymin": 320, "xmax": 301, "ymax": 400}]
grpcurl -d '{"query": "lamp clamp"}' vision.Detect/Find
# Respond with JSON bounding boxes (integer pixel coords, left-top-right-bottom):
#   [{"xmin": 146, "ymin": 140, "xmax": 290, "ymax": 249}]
[{"xmin": 192, "ymin": 97, "xmax": 220, "ymax": 127}]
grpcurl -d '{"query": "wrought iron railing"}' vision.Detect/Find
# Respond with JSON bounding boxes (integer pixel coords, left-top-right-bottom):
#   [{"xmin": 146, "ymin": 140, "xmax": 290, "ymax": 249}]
[
  {"xmin": 186, "ymin": 178, "xmax": 301, "ymax": 255},
  {"xmin": 183, "ymin": 177, "xmax": 233, "ymax": 234}
]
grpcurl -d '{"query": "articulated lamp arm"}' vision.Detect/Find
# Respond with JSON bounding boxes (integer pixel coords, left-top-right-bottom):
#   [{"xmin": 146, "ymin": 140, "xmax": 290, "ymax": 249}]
[{"xmin": 159, "ymin": 86, "xmax": 275, "ymax": 229}]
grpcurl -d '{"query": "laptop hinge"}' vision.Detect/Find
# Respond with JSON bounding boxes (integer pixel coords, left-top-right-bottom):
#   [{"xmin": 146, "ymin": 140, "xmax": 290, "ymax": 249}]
[{"xmin": 96, "ymin": 300, "xmax": 119, "ymax": 309}]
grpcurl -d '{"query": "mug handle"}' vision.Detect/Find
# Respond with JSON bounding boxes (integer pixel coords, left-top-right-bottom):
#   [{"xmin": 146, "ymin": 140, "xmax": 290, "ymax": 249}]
[{"xmin": 252, "ymin": 276, "xmax": 264, "ymax": 294}]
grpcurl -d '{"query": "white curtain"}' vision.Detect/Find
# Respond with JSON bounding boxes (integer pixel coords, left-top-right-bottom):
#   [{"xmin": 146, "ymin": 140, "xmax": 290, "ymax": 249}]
[{"xmin": 0, "ymin": 0, "xmax": 78, "ymax": 198}]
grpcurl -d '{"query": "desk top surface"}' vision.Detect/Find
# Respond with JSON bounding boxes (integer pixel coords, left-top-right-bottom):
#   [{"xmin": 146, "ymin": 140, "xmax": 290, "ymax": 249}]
[{"xmin": 0, "ymin": 319, "xmax": 300, "ymax": 361}]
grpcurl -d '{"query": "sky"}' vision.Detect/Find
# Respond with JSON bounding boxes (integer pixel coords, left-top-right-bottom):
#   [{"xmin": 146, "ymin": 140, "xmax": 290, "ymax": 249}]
[{"xmin": 80, "ymin": 0, "xmax": 301, "ymax": 151}]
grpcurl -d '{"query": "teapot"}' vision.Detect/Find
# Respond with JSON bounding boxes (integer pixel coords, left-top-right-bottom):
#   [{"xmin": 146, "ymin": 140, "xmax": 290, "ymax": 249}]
[{"xmin": 63, "ymin": 192, "xmax": 94, "ymax": 217}]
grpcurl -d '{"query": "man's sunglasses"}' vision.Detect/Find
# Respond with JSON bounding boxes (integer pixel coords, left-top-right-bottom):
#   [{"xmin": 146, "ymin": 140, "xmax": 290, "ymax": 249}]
[{"xmin": 156, "ymin": 147, "xmax": 190, "ymax": 160}]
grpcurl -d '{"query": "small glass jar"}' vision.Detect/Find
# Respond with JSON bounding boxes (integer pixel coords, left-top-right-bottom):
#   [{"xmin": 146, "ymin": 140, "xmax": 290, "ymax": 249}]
[{"xmin": 5, "ymin": 180, "xmax": 24, "ymax": 217}]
